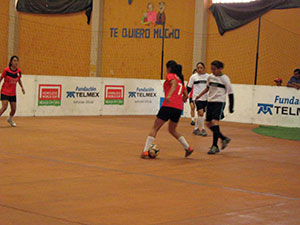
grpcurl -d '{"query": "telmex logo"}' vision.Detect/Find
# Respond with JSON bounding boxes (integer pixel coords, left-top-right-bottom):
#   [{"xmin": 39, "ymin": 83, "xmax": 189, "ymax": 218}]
[
  {"xmin": 128, "ymin": 87, "xmax": 156, "ymax": 98},
  {"xmin": 257, "ymin": 103, "xmax": 273, "ymax": 115},
  {"xmin": 257, "ymin": 95, "xmax": 300, "ymax": 116},
  {"xmin": 66, "ymin": 87, "xmax": 99, "ymax": 98}
]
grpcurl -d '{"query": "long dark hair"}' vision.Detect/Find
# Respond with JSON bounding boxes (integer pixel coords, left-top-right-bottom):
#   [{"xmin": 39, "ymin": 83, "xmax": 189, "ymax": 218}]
[
  {"xmin": 166, "ymin": 60, "xmax": 184, "ymax": 84},
  {"xmin": 9, "ymin": 55, "xmax": 19, "ymax": 68},
  {"xmin": 172, "ymin": 64, "xmax": 184, "ymax": 84}
]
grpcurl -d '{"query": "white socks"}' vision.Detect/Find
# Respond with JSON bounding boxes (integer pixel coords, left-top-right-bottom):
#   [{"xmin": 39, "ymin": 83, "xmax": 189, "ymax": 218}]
[
  {"xmin": 178, "ymin": 136, "xmax": 189, "ymax": 150},
  {"xmin": 8, "ymin": 115, "xmax": 13, "ymax": 121},
  {"xmin": 143, "ymin": 136, "xmax": 155, "ymax": 152},
  {"xmin": 195, "ymin": 117, "xmax": 204, "ymax": 130},
  {"xmin": 199, "ymin": 117, "xmax": 204, "ymax": 130}
]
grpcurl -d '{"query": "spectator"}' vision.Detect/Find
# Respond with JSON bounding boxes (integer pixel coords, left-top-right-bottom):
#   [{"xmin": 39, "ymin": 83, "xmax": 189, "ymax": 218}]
[
  {"xmin": 287, "ymin": 69, "xmax": 300, "ymax": 90},
  {"xmin": 274, "ymin": 77, "xmax": 282, "ymax": 86}
]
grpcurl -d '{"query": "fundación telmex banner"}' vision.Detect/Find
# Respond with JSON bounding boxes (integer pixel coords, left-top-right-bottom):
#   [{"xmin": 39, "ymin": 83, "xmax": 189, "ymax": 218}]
[{"xmin": 101, "ymin": 0, "xmax": 195, "ymax": 79}]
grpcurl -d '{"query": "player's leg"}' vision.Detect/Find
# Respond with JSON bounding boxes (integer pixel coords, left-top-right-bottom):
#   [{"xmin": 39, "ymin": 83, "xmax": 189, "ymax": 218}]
[
  {"xmin": 206, "ymin": 102, "xmax": 220, "ymax": 154},
  {"xmin": 141, "ymin": 107, "xmax": 168, "ymax": 158},
  {"xmin": 193, "ymin": 101, "xmax": 201, "ymax": 135},
  {"xmin": 168, "ymin": 109, "xmax": 194, "ymax": 157},
  {"xmin": 141, "ymin": 118, "xmax": 165, "ymax": 157},
  {"xmin": 197, "ymin": 108, "xmax": 207, "ymax": 136},
  {"xmin": 8, "ymin": 99, "xmax": 17, "ymax": 127},
  {"xmin": 0, "ymin": 99, "xmax": 9, "ymax": 116},
  {"xmin": 207, "ymin": 102, "xmax": 230, "ymax": 154},
  {"xmin": 189, "ymin": 100, "xmax": 195, "ymax": 125}
]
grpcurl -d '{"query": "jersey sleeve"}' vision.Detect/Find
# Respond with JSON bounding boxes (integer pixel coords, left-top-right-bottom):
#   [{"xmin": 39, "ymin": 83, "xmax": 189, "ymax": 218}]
[
  {"xmin": 224, "ymin": 75, "xmax": 233, "ymax": 94},
  {"xmin": 206, "ymin": 75, "xmax": 211, "ymax": 88},
  {"xmin": 1, "ymin": 69, "xmax": 7, "ymax": 78},
  {"xmin": 187, "ymin": 75, "xmax": 194, "ymax": 88}
]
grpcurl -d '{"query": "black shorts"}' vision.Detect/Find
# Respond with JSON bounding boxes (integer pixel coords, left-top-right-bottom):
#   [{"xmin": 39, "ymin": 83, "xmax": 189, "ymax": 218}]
[
  {"xmin": 1, "ymin": 94, "xmax": 16, "ymax": 102},
  {"xmin": 195, "ymin": 100, "xmax": 207, "ymax": 111},
  {"xmin": 157, "ymin": 106, "xmax": 182, "ymax": 123},
  {"xmin": 189, "ymin": 98, "xmax": 193, "ymax": 104},
  {"xmin": 206, "ymin": 102, "xmax": 225, "ymax": 121}
]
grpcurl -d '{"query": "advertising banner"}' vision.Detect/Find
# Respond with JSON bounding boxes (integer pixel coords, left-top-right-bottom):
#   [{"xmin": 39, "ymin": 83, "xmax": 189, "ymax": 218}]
[{"xmin": 10, "ymin": 75, "xmax": 300, "ymax": 128}]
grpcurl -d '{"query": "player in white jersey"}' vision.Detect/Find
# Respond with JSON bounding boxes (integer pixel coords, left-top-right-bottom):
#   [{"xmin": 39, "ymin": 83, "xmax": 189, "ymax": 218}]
[
  {"xmin": 187, "ymin": 62, "xmax": 209, "ymax": 136},
  {"xmin": 196, "ymin": 60, "xmax": 234, "ymax": 154}
]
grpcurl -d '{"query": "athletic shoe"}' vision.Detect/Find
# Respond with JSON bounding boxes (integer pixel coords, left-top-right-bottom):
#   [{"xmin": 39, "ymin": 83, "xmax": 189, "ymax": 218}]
[
  {"xmin": 201, "ymin": 129, "xmax": 208, "ymax": 136},
  {"xmin": 185, "ymin": 147, "xmax": 194, "ymax": 158},
  {"xmin": 7, "ymin": 119, "xmax": 16, "ymax": 127},
  {"xmin": 221, "ymin": 137, "xmax": 231, "ymax": 150},
  {"xmin": 193, "ymin": 129, "xmax": 201, "ymax": 136},
  {"xmin": 190, "ymin": 121, "xmax": 195, "ymax": 126},
  {"xmin": 140, "ymin": 151, "xmax": 150, "ymax": 159},
  {"xmin": 207, "ymin": 146, "xmax": 220, "ymax": 154}
]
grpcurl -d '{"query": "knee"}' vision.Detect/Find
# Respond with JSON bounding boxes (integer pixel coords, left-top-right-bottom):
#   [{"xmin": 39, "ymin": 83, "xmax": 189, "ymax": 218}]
[
  {"xmin": 168, "ymin": 127, "xmax": 175, "ymax": 135},
  {"xmin": 206, "ymin": 121, "xmax": 212, "ymax": 127},
  {"xmin": 198, "ymin": 112, "xmax": 204, "ymax": 117},
  {"xmin": 1, "ymin": 105, "xmax": 8, "ymax": 111}
]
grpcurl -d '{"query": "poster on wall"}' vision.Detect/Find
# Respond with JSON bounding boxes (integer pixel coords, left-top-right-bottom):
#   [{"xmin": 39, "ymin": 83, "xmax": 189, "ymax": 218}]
[
  {"xmin": 102, "ymin": 78, "xmax": 164, "ymax": 115},
  {"xmin": 35, "ymin": 76, "xmax": 102, "ymax": 116},
  {"xmin": 101, "ymin": 0, "xmax": 195, "ymax": 79},
  {"xmin": 38, "ymin": 84, "xmax": 62, "ymax": 106}
]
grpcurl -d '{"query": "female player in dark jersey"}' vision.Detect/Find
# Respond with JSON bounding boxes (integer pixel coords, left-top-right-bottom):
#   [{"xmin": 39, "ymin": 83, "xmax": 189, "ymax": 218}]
[
  {"xmin": 141, "ymin": 61, "xmax": 194, "ymax": 158},
  {"xmin": 0, "ymin": 56, "xmax": 25, "ymax": 127}
]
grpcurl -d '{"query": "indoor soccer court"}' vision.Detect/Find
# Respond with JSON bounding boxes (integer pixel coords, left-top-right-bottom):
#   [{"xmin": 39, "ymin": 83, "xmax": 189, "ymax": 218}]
[{"xmin": 1, "ymin": 116, "xmax": 299, "ymax": 225}]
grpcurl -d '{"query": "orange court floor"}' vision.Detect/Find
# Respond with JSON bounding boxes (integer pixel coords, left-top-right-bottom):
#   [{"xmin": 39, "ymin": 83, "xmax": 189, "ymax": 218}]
[{"xmin": 0, "ymin": 116, "xmax": 300, "ymax": 225}]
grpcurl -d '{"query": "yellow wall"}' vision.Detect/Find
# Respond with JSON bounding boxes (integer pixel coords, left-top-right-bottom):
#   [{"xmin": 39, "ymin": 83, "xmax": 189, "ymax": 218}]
[
  {"xmin": 258, "ymin": 8, "xmax": 300, "ymax": 86},
  {"xmin": 18, "ymin": 12, "xmax": 91, "ymax": 76},
  {"xmin": 0, "ymin": 1, "xmax": 9, "ymax": 71},
  {"xmin": 206, "ymin": 6, "xmax": 300, "ymax": 85},
  {"xmin": 101, "ymin": 0, "xmax": 195, "ymax": 80}
]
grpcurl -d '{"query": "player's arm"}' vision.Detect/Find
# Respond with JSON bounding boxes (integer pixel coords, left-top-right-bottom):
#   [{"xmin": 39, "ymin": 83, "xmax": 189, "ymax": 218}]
[
  {"xmin": 186, "ymin": 76, "xmax": 194, "ymax": 94},
  {"xmin": 166, "ymin": 79, "xmax": 177, "ymax": 103},
  {"xmin": 287, "ymin": 83, "xmax": 299, "ymax": 89},
  {"xmin": 18, "ymin": 79, "xmax": 25, "ymax": 94},
  {"xmin": 224, "ymin": 76, "xmax": 234, "ymax": 113},
  {"xmin": 0, "ymin": 70, "xmax": 6, "ymax": 84},
  {"xmin": 195, "ymin": 87, "xmax": 209, "ymax": 100},
  {"xmin": 182, "ymin": 89, "xmax": 188, "ymax": 103}
]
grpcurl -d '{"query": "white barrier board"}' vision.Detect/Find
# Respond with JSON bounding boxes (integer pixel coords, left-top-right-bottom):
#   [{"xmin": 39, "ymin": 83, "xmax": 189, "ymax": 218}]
[{"xmin": 5, "ymin": 75, "xmax": 300, "ymax": 128}]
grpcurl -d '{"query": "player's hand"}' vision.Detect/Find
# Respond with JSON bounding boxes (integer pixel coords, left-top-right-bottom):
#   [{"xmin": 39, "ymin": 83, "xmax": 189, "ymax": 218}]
[
  {"xmin": 229, "ymin": 108, "xmax": 234, "ymax": 113},
  {"xmin": 22, "ymin": 88, "xmax": 25, "ymax": 94},
  {"xmin": 182, "ymin": 95, "xmax": 188, "ymax": 103},
  {"xmin": 165, "ymin": 96, "xmax": 171, "ymax": 103},
  {"xmin": 195, "ymin": 95, "xmax": 200, "ymax": 100}
]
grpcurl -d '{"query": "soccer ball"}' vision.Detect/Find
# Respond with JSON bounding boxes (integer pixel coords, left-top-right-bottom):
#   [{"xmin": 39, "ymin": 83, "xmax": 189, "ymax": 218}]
[{"xmin": 148, "ymin": 144, "xmax": 160, "ymax": 158}]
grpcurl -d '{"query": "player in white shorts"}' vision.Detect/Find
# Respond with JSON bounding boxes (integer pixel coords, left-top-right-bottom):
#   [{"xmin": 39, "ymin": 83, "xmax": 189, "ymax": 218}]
[
  {"xmin": 187, "ymin": 62, "xmax": 209, "ymax": 136},
  {"xmin": 196, "ymin": 60, "xmax": 234, "ymax": 154}
]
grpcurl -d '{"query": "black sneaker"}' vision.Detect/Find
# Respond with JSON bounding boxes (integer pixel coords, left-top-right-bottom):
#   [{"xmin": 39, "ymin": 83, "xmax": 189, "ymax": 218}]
[
  {"xmin": 190, "ymin": 121, "xmax": 195, "ymax": 126},
  {"xmin": 207, "ymin": 146, "xmax": 220, "ymax": 154},
  {"xmin": 221, "ymin": 137, "xmax": 231, "ymax": 150},
  {"xmin": 185, "ymin": 147, "xmax": 194, "ymax": 158}
]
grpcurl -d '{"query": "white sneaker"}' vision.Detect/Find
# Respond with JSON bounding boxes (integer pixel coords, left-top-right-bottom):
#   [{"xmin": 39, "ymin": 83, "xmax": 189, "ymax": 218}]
[{"xmin": 7, "ymin": 119, "xmax": 16, "ymax": 127}]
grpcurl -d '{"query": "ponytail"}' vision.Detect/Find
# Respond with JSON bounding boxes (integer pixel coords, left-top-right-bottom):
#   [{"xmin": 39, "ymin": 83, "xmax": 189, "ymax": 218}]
[{"xmin": 172, "ymin": 64, "xmax": 184, "ymax": 84}]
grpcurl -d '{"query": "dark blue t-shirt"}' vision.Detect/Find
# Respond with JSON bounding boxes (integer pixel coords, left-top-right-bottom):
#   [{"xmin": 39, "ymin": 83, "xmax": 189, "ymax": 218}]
[{"xmin": 288, "ymin": 76, "xmax": 300, "ymax": 84}]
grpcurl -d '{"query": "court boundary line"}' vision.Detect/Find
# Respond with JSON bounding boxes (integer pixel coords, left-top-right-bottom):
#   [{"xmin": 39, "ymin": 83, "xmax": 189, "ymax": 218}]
[
  {"xmin": 152, "ymin": 199, "xmax": 299, "ymax": 225},
  {"xmin": 2, "ymin": 150, "xmax": 300, "ymax": 201},
  {"xmin": 0, "ymin": 203, "xmax": 89, "ymax": 225}
]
